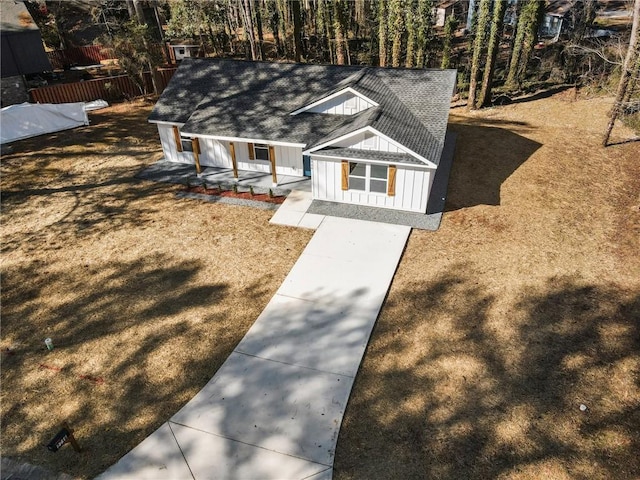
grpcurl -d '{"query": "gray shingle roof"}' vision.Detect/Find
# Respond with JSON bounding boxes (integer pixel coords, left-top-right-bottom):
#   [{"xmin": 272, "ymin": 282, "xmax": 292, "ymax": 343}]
[
  {"xmin": 149, "ymin": 59, "xmax": 456, "ymax": 166},
  {"xmin": 311, "ymin": 147, "xmax": 424, "ymax": 166}
]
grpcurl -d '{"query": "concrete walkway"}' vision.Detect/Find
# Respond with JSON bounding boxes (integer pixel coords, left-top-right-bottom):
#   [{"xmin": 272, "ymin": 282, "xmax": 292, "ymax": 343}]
[{"xmin": 97, "ymin": 216, "xmax": 410, "ymax": 480}]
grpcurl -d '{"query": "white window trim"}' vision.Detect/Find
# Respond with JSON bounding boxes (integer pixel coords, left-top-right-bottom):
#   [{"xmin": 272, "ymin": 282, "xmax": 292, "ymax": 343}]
[
  {"xmin": 180, "ymin": 133, "xmax": 193, "ymax": 153},
  {"xmin": 253, "ymin": 143, "xmax": 270, "ymax": 161},
  {"xmin": 348, "ymin": 161, "xmax": 388, "ymax": 195}
]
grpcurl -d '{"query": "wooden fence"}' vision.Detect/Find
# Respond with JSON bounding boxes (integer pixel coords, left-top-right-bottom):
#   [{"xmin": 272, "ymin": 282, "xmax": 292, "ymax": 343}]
[
  {"xmin": 29, "ymin": 68, "xmax": 177, "ymax": 104},
  {"xmin": 47, "ymin": 45, "xmax": 114, "ymax": 70}
]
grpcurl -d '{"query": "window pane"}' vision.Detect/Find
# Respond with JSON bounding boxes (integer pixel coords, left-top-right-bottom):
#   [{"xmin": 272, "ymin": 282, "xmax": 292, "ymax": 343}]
[
  {"xmin": 349, "ymin": 162, "xmax": 366, "ymax": 176},
  {"xmin": 181, "ymin": 139, "xmax": 193, "ymax": 152},
  {"xmin": 255, "ymin": 146, "xmax": 269, "ymax": 161},
  {"xmin": 370, "ymin": 164, "xmax": 388, "ymax": 179},
  {"xmin": 349, "ymin": 177, "xmax": 366, "ymax": 191},
  {"xmin": 370, "ymin": 179, "xmax": 387, "ymax": 193}
]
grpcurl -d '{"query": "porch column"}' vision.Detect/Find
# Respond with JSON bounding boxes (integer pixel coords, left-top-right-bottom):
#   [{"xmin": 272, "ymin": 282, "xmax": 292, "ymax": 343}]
[
  {"xmin": 269, "ymin": 145, "xmax": 277, "ymax": 185},
  {"xmin": 229, "ymin": 142, "xmax": 238, "ymax": 179},
  {"xmin": 191, "ymin": 138, "xmax": 201, "ymax": 174}
]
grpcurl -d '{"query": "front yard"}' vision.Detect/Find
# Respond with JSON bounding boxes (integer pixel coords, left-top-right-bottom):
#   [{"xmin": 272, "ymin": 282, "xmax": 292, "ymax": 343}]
[{"xmin": 1, "ymin": 93, "xmax": 638, "ymax": 479}]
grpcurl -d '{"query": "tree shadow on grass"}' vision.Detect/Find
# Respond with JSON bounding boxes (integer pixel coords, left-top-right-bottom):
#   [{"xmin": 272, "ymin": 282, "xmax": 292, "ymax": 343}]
[
  {"xmin": 0, "ymin": 252, "xmax": 279, "ymax": 478},
  {"xmin": 334, "ymin": 270, "xmax": 640, "ymax": 479},
  {"xmin": 445, "ymin": 118, "xmax": 542, "ymax": 211}
]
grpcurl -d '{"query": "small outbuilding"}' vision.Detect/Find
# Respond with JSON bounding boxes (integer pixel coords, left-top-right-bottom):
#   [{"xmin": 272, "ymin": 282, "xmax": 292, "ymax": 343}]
[
  {"xmin": 149, "ymin": 59, "xmax": 456, "ymax": 214},
  {"xmin": 0, "ymin": 0, "xmax": 52, "ymax": 106}
]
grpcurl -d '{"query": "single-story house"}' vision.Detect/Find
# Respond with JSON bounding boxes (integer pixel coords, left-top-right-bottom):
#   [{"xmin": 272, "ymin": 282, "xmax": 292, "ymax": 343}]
[{"xmin": 149, "ymin": 59, "xmax": 456, "ymax": 214}]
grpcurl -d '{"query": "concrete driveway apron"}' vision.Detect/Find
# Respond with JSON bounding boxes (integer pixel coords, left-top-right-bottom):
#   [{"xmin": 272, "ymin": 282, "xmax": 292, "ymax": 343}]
[{"xmin": 97, "ymin": 216, "xmax": 410, "ymax": 480}]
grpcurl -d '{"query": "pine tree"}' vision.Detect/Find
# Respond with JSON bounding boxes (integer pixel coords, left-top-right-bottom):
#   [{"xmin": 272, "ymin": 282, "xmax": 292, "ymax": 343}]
[
  {"xmin": 441, "ymin": 14, "xmax": 457, "ymax": 69},
  {"xmin": 240, "ymin": 0, "xmax": 258, "ymax": 60},
  {"xmin": 389, "ymin": 0, "xmax": 405, "ymax": 67},
  {"xmin": 405, "ymin": 0, "xmax": 417, "ymax": 68},
  {"xmin": 506, "ymin": 0, "xmax": 542, "ymax": 89},
  {"xmin": 378, "ymin": 1, "xmax": 388, "ymax": 66},
  {"xmin": 477, "ymin": 0, "xmax": 506, "ymax": 107},
  {"xmin": 416, "ymin": 0, "xmax": 434, "ymax": 68},
  {"xmin": 467, "ymin": 0, "xmax": 492, "ymax": 109}
]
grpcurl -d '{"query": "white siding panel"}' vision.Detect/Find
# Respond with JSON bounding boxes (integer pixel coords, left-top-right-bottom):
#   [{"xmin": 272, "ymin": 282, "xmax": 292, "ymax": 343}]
[
  {"xmin": 333, "ymin": 131, "xmax": 408, "ymax": 154},
  {"xmin": 274, "ymin": 145, "xmax": 304, "ymax": 176},
  {"xmin": 412, "ymin": 171, "xmax": 424, "ymax": 211},
  {"xmin": 158, "ymin": 124, "xmax": 181, "ymax": 163},
  {"xmin": 307, "ymin": 91, "xmax": 374, "ymax": 115},
  {"xmin": 311, "ymin": 156, "xmax": 434, "ymax": 213},
  {"xmin": 200, "ymin": 138, "xmax": 232, "ymax": 168}
]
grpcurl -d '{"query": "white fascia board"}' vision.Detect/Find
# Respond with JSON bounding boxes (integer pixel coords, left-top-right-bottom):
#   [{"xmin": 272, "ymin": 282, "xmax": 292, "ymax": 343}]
[
  {"xmin": 311, "ymin": 153, "xmax": 434, "ymax": 170},
  {"xmin": 304, "ymin": 126, "xmax": 437, "ymax": 169},
  {"xmin": 148, "ymin": 119, "xmax": 184, "ymax": 127},
  {"xmin": 290, "ymin": 87, "xmax": 379, "ymax": 115},
  {"xmin": 179, "ymin": 131, "xmax": 306, "ymax": 148},
  {"xmin": 370, "ymin": 128, "xmax": 437, "ymax": 169}
]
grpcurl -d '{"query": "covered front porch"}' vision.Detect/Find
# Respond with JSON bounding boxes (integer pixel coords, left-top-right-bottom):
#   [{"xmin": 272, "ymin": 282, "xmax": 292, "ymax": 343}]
[{"xmin": 137, "ymin": 160, "xmax": 311, "ymax": 195}]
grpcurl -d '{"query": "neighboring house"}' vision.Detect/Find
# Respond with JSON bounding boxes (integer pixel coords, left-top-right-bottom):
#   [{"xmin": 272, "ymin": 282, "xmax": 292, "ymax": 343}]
[
  {"xmin": 167, "ymin": 40, "xmax": 202, "ymax": 63},
  {"xmin": 434, "ymin": 0, "xmax": 470, "ymax": 28},
  {"xmin": 149, "ymin": 59, "xmax": 456, "ymax": 214},
  {"xmin": 0, "ymin": 0, "xmax": 52, "ymax": 106},
  {"xmin": 540, "ymin": 0, "xmax": 582, "ymax": 41}
]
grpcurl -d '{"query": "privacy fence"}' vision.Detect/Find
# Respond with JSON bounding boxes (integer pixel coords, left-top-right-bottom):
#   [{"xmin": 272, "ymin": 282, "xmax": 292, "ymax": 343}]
[
  {"xmin": 46, "ymin": 45, "xmax": 114, "ymax": 70},
  {"xmin": 29, "ymin": 68, "xmax": 177, "ymax": 104}
]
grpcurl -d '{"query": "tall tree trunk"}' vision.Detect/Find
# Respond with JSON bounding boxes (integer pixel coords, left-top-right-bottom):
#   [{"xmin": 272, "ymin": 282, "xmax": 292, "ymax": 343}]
[
  {"xmin": 274, "ymin": 0, "xmax": 289, "ymax": 58},
  {"xmin": 623, "ymin": 47, "xmax": 640, "ymax": 103},
  {"xmin": 240, "ymin": 0, "xmax": 258, "ymax": 60},
  {"xmin": 152, "ymin": 1, "xmax": 170, "ymax": 64},
  {"xmin": 333, "ymin": 0, "xmax": 348, "ymax": 65},
  {"xmin": 133, "ymin": 0, "xmax": 146, "ymax": 25},
  {"xmin": 291, "ymin": 0, "xmax": 303, "ymax": 61},
  {"xmin": 416, "ymin": 0, "xmax": 433, "ymax": 68},
  {"xmin": 477, "ymin": 0, "xmax": 506, "ymax": 108},
  {"xmin": 405, "ymin": 0, "xmax": 416, "ymax": 68},
  {"xmin": 467, "ymin": 0, "xmax": 492, "ymax": 109},
  {"xmin": 441, "ymin": 14, "xmax": 457, "ymax": 69},
  {"xmin": 378, "ymin": 1, "xmax": 388, "ymax": 66},
  {"xmin": 126, "ymin": 0, "xmax": 136, "ymax": 22},
  {"xmin": 603, "ymin": 0, "xmax": 640, "ymax": 146},
  {"xmin": 254, "ymin": 0, "xmax": 266, "ymax": 60},
  {"xmin": 389, "ymin": 0, "xmax": 404, "ymax": 67},
  {"xmin": 506, "ymin": 0, "xmax": 542, "ymax": 89}
]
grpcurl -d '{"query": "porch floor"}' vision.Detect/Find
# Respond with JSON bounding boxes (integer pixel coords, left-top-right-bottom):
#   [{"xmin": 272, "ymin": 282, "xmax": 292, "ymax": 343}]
[{"xmin": 136, "ymin": 160, "xmax": 311, "ymax": 195}]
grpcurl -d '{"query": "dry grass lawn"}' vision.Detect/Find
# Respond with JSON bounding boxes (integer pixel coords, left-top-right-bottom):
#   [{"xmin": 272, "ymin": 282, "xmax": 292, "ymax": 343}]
[
  {"xmin": 334, "ymin": 93, "xmax": 640, "ymax": 479},
  {"xmin": 0, "ymin": 100, "xmax": 312, "ymax": 478},
  {"xmin": 1, "ymin": 93, "xmax": 638, "ymax": 480}
]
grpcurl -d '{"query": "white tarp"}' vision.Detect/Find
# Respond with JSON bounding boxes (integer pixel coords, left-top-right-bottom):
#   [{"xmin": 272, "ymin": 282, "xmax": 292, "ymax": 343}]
[{"xmin": 0, "ymin": 102, "xmax": 90, "ymax": 144}]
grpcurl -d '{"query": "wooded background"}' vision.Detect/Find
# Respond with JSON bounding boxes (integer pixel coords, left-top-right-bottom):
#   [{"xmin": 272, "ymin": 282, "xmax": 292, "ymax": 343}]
[{"xmin": 25, "ymin": 0, "xmax": 640, "ymax": 143}]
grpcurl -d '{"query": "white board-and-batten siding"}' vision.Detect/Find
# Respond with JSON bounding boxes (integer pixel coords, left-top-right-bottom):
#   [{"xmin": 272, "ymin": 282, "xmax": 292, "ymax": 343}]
[
  {"xmin": 333, "ymin": 131, "xmax": 407, "ymax": 154},
  {"xmin": 311, "ymin": 156, "xmax": 434, "ymax": 213},
  {"xmin": 306, "ymin": 92, "xmax": 375, "ymax": 115},
  {"xmin": 236, "ymin": 144, "xmax": 304, "ymax": 177},
  {"xmin": 156, "ymin": 124, "xmax": 304, "ymax": 176}
]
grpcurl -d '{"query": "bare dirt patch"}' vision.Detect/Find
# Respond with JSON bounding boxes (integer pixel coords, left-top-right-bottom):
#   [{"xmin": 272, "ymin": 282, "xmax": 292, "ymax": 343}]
[
  {"xmin": 335, "ymin": 95, "xmax": 640, "ymax": 479},
  {"xmin": 0, "ymin": 100, "xmax": 312, "ymax": 478}
]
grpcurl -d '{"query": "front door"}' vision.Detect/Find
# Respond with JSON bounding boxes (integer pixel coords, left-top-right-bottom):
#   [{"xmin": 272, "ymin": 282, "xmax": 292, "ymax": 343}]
[{"xmin": 303, "ymin": 155, "xmax": 311, "ymax": 177}]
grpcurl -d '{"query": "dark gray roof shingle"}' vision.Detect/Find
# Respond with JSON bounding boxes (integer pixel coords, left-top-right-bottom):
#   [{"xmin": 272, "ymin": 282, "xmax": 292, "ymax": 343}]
[
  {"xmin": 312, "ymin": 147, "xmax": 424, "ymax": 166},
  {"xmin": 149, "ymin": 59, "xmax": 456, "ymax": 166}
]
